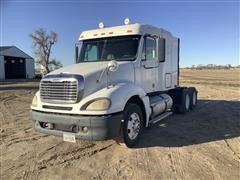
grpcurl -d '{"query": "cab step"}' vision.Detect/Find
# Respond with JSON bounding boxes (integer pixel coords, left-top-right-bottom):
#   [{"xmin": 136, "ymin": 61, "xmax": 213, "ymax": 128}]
[{"xmin": 149, "ymin": 111, "xmax": 173, "ymax": 125}]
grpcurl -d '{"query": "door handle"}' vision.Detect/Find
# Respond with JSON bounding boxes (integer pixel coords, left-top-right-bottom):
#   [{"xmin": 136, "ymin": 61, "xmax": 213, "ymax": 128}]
[{"xmin": 144, "ymin": 65, "xmax": 155, "ymax": 69}]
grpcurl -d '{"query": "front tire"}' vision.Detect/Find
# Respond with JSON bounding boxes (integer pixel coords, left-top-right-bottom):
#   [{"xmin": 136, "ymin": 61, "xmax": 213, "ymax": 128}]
[{"xmin": 119, "ymin": 103, "xmax": 143, "ymax": 148}]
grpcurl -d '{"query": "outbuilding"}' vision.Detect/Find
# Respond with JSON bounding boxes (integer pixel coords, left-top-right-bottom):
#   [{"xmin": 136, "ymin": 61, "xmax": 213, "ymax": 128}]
[{"xmin": 0, "ymin": 46, "xmax": 35, "ymax": 80}]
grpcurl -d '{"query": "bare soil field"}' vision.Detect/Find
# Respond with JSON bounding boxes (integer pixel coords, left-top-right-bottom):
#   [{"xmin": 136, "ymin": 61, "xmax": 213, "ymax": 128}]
[{"xmin": 1, "ymin": 69, "xmax": 240, "ymax": 180}]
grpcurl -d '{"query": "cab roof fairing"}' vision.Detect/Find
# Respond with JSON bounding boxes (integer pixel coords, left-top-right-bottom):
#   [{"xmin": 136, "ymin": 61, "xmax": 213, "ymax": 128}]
[{"xmin": 78, "ymin": 23, "xmax": 174, "ymax": 41}]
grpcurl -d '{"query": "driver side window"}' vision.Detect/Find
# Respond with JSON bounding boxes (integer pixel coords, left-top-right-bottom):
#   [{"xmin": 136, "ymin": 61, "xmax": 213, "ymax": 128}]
[{"xmin": 141, "ymin": 37, "xmax": 157, "ymax": 61}]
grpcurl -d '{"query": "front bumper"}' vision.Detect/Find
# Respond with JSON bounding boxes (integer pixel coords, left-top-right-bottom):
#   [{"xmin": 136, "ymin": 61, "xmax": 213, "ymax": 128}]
[{"xmin": 30, "ymin": 110, "xmax": 123, "ymax": 141}]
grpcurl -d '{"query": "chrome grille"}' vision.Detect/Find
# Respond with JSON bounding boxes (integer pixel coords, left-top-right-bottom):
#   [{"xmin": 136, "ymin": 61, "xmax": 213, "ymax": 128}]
[{"xmin": 40, "ymin": 79, "xmax": 78, "ymax": 104}]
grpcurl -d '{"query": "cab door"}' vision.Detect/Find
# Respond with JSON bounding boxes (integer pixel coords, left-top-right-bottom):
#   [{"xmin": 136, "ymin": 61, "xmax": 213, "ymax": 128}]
[{"xmin": 139, "ymin": 36, "xmax": 159, "ymax": 93}]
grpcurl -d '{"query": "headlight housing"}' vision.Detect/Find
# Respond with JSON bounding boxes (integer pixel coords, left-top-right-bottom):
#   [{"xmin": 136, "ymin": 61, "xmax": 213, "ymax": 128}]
[
  {"xmin": 31, "ymin": 95, "xmax": 38, "ymax": 107},
  {"xmin": 82, "ymin": 98, "xmax": 111, "ymax": 111}
]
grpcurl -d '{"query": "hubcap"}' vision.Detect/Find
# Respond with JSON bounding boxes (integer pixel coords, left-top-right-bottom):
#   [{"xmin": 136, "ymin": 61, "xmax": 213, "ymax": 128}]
[
  {"xmin": 185, "ymin": 94, "xmax": 190, "ymax": 110},
  {"xmin": 127, "ymin": 112, "xmax": 140, "ymax": 140}
]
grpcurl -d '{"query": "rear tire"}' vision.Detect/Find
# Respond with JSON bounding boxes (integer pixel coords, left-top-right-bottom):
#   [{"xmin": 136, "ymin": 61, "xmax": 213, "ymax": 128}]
[
  {"xmin": 179, "ymin": 88, "xmax": 191, "ymax": 113},
  {"xmin": 116, "ymin": 103, "xmax": 143, "ymax": 148},
  {"xmin": 189, "ymin": 87, "xmax": 197, "ymax": 109}
]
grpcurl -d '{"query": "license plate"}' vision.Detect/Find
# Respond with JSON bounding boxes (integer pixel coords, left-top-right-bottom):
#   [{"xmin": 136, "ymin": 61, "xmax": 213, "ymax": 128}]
[{"xmin": 63, "ymin": 133, "xmax": 76, "ymax": 143}]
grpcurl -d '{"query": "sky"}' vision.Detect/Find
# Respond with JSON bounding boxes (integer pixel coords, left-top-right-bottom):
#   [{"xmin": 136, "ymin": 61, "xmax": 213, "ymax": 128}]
[{"xmin": 0, "ymin": 0, "xmax": 239, "ymax": 67}]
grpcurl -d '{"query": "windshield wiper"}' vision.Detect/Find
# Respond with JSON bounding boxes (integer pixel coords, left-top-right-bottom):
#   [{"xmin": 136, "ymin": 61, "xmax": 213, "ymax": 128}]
[{"xmin": 114, "ymin": 56, "xmax": 137, "ymax": 61}]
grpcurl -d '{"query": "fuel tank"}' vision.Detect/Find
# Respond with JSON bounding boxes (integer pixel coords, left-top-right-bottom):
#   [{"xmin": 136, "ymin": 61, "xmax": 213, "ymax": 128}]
[{"xmin": 149, "ymin": 94, "xmax": 173, "ymax": 117}]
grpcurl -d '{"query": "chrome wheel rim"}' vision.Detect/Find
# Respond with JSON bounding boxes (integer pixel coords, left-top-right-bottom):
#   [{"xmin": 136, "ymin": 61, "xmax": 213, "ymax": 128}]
[
  {"xmin": 127, "ymin": 112, "xmax": 140, "ymax": 140},
  {"xmin": 185, "ymin": 94, "xmax": 190, "ymax": 110}
]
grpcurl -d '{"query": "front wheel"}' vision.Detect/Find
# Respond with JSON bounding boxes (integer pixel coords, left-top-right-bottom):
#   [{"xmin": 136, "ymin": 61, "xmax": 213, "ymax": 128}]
[{"xmin": 118, "ymin": 103, "xmax": 143, "ymax": 148}]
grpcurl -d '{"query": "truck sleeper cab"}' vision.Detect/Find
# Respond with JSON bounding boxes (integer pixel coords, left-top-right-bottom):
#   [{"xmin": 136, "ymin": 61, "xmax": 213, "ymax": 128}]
[{"xmin": 31, "ymin": 19, "xmax": 198, "ymax": 147}]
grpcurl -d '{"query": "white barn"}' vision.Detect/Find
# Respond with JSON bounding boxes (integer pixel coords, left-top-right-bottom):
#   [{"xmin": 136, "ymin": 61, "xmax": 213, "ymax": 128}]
[{"xmin": 0, "ymin": 46, "xmax": 35, "ymax": 80}]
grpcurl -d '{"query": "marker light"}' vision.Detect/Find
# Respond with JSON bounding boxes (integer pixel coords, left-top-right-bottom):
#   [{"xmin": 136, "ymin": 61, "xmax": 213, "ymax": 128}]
[
  {"xmin": 124, "ymin": 18, "xmax": 131, "ymax": 25},
  {"xmin": 31, "ymin": 95, "xmax": 38, "ymax": 107},
  {"xmin": 99, "ymin": 22, "xmax": 105, "ymax": 28}
]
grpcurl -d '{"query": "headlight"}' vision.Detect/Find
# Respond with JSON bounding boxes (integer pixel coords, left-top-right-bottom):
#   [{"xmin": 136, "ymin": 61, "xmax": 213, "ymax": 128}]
[
  {"xmin": 82, "ymin": 98, "xmax": 111, "ymax": 111},
  {"xmin": 31, "ymin": 95, "xmax": 38, "ymax": 107}
]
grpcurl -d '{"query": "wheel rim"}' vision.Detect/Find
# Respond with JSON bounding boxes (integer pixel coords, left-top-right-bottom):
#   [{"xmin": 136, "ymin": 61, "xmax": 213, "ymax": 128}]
[
  {"xmin": 127, "ymin": 112, "xmax": 140, "ymax": 140},
  {"xmin": 192, "ymin": 91, "xmax": 197, "ymax": 105},
  {"xmin": 185, "ymin": 94, "xmax": 190, "ymax": 110}
]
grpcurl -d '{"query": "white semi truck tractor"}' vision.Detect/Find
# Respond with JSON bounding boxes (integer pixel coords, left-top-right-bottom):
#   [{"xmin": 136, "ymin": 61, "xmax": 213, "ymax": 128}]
[{"xmin": 31, "ymin": 19, "xmax": 197, "ymax": 147}]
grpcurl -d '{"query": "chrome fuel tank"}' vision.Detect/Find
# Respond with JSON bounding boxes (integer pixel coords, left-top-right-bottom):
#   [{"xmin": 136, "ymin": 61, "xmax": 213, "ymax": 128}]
[{"xmin": 149, "ymin": 94, "xmax": 173, "ymax": 117}]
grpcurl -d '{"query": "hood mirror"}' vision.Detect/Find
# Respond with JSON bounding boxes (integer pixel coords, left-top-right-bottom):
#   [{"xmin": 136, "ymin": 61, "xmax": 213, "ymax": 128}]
[{"xmin": 107, "ymin": 60, "xmax": 118, "ymax": 72}]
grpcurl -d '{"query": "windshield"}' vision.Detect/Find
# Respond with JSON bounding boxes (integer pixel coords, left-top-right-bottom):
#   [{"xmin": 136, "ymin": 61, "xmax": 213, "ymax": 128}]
[{"xmin": 77, "ymin": 35, "xmax": 141, "ymax": 63}]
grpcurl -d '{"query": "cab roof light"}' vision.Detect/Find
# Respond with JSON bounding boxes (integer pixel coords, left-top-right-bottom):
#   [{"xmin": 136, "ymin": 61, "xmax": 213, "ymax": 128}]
[
  {"xmin": 127, "ymin": 30, "xmax": 133, "ymax": 33},
  {"xmin": 124, "ymin": 18, "xmax": 131, "ymax": 25},
  {"xmin": 93, "ymin": 34, "xmax": 98, "ymax": 36},
  {"xmin": 99, "ymin": 22, "xmax": 105, "ymax": 29},
  {"xmin": 109, "ymin": 32, "xmax": 113, "ymax": 34},
  {"xmin": 101, "ymin": 32, "xmax": 105, "ymax": 35}
]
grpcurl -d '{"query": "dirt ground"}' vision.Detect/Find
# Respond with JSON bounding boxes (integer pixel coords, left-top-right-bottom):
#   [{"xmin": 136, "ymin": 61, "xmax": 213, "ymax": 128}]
[{"xmin": 1, "ymin": 69, "xmax": 240, "ymax": 180}]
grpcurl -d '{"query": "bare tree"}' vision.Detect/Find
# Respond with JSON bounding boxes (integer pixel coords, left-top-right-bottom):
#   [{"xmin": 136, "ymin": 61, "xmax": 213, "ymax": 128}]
[{"xmin": 30, "ymin": 28, "xmax": 62, "ymax": 74}]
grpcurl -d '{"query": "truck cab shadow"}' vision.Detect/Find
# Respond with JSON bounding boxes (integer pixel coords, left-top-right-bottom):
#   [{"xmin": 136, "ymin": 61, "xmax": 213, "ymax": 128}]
[{"xmin": 136, "ymin": 99, "xmax": 240, "ymax": 148}]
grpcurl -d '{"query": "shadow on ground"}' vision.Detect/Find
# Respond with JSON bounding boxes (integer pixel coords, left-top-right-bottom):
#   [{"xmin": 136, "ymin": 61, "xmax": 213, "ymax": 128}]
[{"xmin": 136, "ymin": 99, "xmax": 240, "ymax": 148}]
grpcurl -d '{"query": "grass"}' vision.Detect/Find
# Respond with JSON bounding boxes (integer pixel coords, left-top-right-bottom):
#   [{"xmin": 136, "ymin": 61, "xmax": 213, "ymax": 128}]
[{"xmin": 180, "ymin": 69, "xmax": 240, "ymax": 88}]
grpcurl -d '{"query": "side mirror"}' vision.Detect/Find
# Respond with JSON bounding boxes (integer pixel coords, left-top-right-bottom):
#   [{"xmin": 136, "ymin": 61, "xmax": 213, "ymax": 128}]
[
  {"xmin": 141, "ymin": 38, "xmax": 146, "ymax": 61},
  {"xmin": 74, "ymin": 45, "xmax": 79, "ymax": 64},
  {"xmin": 158, "ymin": 38, "xmax": 165, "ymax": 62}
]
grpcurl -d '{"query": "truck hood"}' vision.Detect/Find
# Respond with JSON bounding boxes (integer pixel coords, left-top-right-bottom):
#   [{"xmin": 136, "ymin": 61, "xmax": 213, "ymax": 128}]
[
  {"xmin": 49, "ymin": 61, "xmax": 110, "ymax": 77},
  {"xmin": 47, "ymin": 61, "xmax": 135, "ymax": 98}
]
